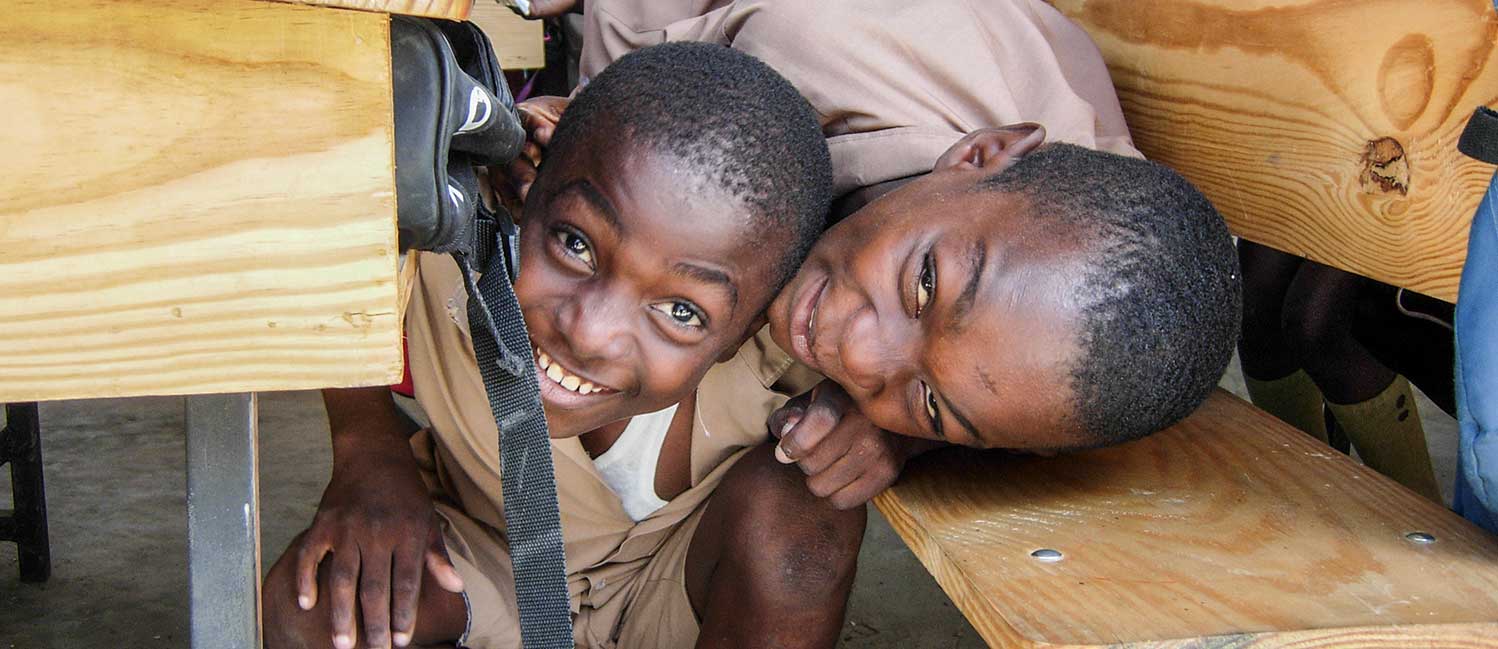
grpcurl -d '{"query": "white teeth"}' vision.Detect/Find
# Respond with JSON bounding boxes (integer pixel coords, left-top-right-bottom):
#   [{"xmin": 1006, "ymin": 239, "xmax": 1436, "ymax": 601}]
[{"xmin": 535, "ymin": 347, "xmax": 606, "ymax": 395}]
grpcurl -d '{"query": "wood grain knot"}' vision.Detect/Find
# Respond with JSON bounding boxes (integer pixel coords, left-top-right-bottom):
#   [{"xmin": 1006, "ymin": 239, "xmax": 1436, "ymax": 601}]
[
  {"xmin": 1360, "ymin": 137, "xmax": 1409, "ymax": 196},
  {"xmin": 1378, "ymin": 34, "xmax": 1435, "ymax": 131}
]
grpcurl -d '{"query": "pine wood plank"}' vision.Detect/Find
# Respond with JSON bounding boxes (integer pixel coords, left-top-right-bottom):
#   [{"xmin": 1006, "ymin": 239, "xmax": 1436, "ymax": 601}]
[
  {"xmin": 470, "ymin": 1, "xmax": 546, "ymax": 70},
  {"xmin": 875, "ymin": 390, "xmax": 1498, "ymax": 647},
  {"xmin": 0, "ymin": 0, "xmax": 402, "ymax": 402},
  {"xmin": 1050, "ymin": 0, "xmax": 1498, "ymax": 302},
  {"xmin": 264, "ymin": 0, "xmax": 474, "ymax": 20}
]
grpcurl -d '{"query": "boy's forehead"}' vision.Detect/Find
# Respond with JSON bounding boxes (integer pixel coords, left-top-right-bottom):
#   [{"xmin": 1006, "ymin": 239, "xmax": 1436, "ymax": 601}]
[
  {"xmin": 546, "ymin": 145, "xmax": 783, "ymax": 298},
  {"xmin": 931, "ymin": 247, "xmax": 1089, "ymax": 447}
]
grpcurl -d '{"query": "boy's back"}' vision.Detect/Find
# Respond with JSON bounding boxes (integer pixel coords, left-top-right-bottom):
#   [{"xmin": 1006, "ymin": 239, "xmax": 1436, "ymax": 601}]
[{"xmin": 580, "ymin": 0, "xmax": 1141, "ymax": 194}]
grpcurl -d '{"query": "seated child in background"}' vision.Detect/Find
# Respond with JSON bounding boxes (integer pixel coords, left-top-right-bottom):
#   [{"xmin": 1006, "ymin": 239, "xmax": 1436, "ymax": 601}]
[{"xmin": 263, "ymin": 42, "xmax": 863, "ymax": 649}]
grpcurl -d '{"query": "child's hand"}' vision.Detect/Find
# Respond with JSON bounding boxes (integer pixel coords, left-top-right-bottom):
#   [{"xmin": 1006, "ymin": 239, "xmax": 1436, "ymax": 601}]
[
  {"xmin": 292, "ymin": 440, "xmax": 464, "ymax": 649},
  {"xmin": 768, "ymin": 380, "xmax": 919, "ymax": 510},
  {"xmin": 492, "ymin": 95, "xmax": 570, "ymax": 206}
]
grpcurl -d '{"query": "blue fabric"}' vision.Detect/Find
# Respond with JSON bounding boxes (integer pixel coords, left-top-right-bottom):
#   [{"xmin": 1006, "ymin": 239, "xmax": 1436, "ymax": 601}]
[{"xmin": 1455, "ymin": 168, "xmax": 1498, "ymax": 533}]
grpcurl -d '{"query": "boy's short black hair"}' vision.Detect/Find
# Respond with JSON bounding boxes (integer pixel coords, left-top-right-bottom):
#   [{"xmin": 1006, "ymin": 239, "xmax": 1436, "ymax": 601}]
[
  {"xmin": 544, "ymin": 42, "xmax": 832, "ymax": 290},
  {"xmin": 980, "ymin": 144, "xmax": 1242, "ymax": 446}
]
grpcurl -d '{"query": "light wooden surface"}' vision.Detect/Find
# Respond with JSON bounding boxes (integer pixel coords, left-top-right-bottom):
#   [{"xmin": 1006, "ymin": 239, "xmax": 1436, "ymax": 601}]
[
  {"xmin": 0, "ymin": 0, "xmax": 403, "ymax": 402},
  {"xmin": 1050, "ymin": 0, "xmax": 1498, "ymax": 302},
  {"xmin": 470, "ymin": 1, "xmax": 547, "ymax": 70},
  {"xmin": 876, "ymin": 390, "xmax": 1498, "ymax": 648},
  {"xmin": 264, "ymin": 0, "xmax": 473, "ymax": 20}
]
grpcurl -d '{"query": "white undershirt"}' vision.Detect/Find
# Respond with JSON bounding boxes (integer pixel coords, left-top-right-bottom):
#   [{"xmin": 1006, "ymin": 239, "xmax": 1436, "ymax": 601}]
[{"xmin": 591, "ymin": 404, "xmax": 677, "ymax": 522}]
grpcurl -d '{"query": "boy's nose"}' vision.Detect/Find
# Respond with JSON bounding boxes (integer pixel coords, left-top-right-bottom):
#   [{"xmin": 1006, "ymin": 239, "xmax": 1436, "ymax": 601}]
[
  {"xmin": 836, "ymin": 303, "xmax": 916, "ymax": 397},
  {"xmin": 556, "ymin": 288, "xmax": 633, "ymax": 364}
]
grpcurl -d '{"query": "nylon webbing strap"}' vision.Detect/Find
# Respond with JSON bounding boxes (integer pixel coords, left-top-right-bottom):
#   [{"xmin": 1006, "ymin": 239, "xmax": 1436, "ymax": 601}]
[
  {"xmin": 1461, "ymin": 106, "xmax": 1498, "ymax": 165},
  {"xmin": 454, "ymin": 232, "xmax": 573, "ymax": 649}
]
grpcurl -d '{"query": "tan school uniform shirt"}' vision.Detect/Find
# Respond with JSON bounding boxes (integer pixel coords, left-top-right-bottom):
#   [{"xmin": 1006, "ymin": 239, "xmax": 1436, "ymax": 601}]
[
  {"xmin": 580, "ymin": 0, "xmax": 1143, "ymax": 197},
  {"xmin": 403, "ymin": 252, "xmax": 816, "ymax": 647}
]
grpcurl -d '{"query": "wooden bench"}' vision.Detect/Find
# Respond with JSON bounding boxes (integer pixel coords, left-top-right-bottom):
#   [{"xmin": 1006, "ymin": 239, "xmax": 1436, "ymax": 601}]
[{"xmin": 873, "ymin": 1, "xmax": 1498, "ymax": 646}]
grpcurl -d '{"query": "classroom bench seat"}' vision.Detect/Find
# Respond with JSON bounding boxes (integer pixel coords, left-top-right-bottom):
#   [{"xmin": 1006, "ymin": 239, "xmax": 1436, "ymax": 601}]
[{"xmin": 875, "ymin": 390, "xmax": 1498, "ymax": 647}]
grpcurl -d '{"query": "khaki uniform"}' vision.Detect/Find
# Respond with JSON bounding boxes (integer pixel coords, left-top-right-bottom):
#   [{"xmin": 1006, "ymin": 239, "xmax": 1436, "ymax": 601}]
[
  {"xmin": 580, "ymin": 0, "xmax": 1142, "ymax": 196},
  {"xmin": 407, "ymin": 2, "xmax": 1137, "ymax": 646},
  {"xmin": 404, "ymin": 253, "xmax": 812, "ymax": 648}
]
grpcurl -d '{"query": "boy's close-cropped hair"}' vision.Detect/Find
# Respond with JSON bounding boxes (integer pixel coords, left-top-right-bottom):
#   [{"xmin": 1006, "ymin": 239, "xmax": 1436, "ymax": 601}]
[
  {"xmin": 979, "ymin": 143, "xmax": 1242, "ymax": 447},
  {"xmin": 542, "ymin": 41, "xmax": 833, "ymax": 291}
]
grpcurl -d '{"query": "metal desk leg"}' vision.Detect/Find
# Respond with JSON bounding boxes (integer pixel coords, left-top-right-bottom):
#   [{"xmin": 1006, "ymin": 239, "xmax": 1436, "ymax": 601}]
[{"xmin": 186, "ymin": 393, "xmax": 262, "ymax": 649}]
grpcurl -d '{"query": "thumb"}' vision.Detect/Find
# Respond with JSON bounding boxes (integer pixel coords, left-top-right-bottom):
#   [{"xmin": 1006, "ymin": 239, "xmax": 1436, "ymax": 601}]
[
  {"xmin": 768, "ymin": 407, "xmax": 804, "ymax": 440},
  {"xmin": 425, "ymin": 527, "xmax": 465, "ymax": 593}
]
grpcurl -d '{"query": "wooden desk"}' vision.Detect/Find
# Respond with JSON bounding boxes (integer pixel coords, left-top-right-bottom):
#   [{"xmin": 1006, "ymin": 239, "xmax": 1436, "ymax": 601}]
[{"xmin": 1, "ymin": 1, "xmax": 415, "ymax": 646}]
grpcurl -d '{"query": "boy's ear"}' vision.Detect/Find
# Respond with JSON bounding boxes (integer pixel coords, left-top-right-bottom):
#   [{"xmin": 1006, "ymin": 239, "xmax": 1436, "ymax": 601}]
[
  {"xmin": 721, "ymin": 314, "xmax": 769, "ymax": 363},
  {"xmin": 933, "ymin": 123, "xmax": 1046, "ymax": 175}
]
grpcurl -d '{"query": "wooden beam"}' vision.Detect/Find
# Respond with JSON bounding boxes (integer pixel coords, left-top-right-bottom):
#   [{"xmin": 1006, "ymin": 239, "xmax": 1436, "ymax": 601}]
[
  {"xmin": 470, "ymin": 1, "xmax": 546, "ymax": 70},
  {"xmin": 0, "ymin": 0, "xmax": 402, "ymax": 402},
  {"xmin": 1051, "ymin": 0, "xmax": 1498, "ymax": 301},
  {"xmin": 262, "ymin": 0, "xmax": 474, "ymax": 20},
  {"xmin": 875, "ymin": 390, "xmax": 1498, "ymax": 647}
]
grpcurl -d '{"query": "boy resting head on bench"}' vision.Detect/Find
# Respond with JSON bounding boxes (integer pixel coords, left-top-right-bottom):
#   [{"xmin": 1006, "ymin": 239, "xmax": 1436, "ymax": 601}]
[
  {"xmin": 264, "ymin": 42, "xmax": 865, "ymax": 649},
  {"xmin": 764, "ymin": 130, "xmax": 1241, "ymax": 485}
]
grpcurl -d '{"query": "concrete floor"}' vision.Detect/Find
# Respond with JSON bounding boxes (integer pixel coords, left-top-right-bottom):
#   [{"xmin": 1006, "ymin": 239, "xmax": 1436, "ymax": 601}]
[{"xmin": 0, "ymin": 357, "xmax": 1461, "ymax": 648}]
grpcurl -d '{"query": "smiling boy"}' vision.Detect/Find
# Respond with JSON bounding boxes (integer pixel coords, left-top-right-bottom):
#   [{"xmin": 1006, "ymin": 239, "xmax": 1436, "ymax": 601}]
[
  {"xmin": 768, "ymin": 132, "xmax": 1239, "ymax": 452},
  {"xmin": 263, "ymin": 43, "xmax": 859, "ymax": 649}
]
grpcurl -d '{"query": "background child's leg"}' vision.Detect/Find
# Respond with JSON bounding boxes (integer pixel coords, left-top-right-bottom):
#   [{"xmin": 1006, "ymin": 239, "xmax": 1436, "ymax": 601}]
[
  {"xmin": 1238, "ymin": 241, "xmax": 1329, "ymax": 441},
  {"xmin": 1282, "ymin": 261, "xmax": 1441, "ymax": 501},
  {"xmin": 683, "ymin": 444, "xmax": 867, "ymax": 649}
]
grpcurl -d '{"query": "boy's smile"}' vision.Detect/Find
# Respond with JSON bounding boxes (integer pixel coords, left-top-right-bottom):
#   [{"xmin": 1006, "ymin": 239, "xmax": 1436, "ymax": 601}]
[
  {"xmin": 769, "ymin": 135, "xmax": 1093, "ymax": 451},
  {"xmin": 514, "ymin": 136, "xmax": 780, "ymax": 438}
]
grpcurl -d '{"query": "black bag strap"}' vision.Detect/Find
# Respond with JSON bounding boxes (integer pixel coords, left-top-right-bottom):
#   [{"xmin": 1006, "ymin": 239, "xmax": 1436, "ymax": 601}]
[
  {"xmin": 454, "ymin": 217, "xmax": 573, "ymax": 648},
  {"xmin": 1459, "ymin": 106, "xmax": 1498, "ymax": 165},
  {"xmin": 433, "ymin": 19, "xmax": 574, "ymax": 649}
]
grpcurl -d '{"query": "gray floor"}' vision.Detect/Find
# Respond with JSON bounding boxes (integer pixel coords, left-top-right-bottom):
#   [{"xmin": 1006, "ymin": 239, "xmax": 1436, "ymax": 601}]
[{"xmin": 0, "ymin": 357, "xmax": 1460, "ymax": 648}]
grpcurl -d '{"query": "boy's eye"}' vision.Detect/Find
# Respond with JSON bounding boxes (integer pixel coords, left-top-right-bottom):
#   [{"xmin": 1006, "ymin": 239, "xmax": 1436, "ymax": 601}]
[
  {"xmin": 555, "ymin": 230, "xmax": 594, "ymax": 267},
  {"xmin": 922, "ymin": 381, "xmax": 944, "ymax": 437},
  {"xmin": 651, "ymin": 301, "xmax": 705, "ymax": 329},
  {"xmin": 915, "ymin": 252, "xmax": 936, "ymax": 317}
]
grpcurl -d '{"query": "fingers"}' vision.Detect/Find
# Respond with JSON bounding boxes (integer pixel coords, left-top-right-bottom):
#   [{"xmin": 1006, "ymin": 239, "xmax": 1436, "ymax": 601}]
[
  {"xmin": 358, "ymin": 547, "xmax": 394, "ymax": 649},
  {"xmin": 294, "ymin": 534, "xmax": 332, "ymax": 611},
  {"xmin": 389, "ymin": 540, "xmax": 425, "ymax": 647},
  {"xmin": 328, "ymin": 549, "xmax": 361, "ymax": 649},
  {"xmin": 504, "ymin": 158, "xmax": 538, "ymax": 204},
  {"xmin": 791, "ymin": 419, "xmax": 856, "ymax": 476},
  {"xmin": 524, "ymin": 0, "xmax": 579, "ymax": 19},
  {"xmin": 826, "ymin": 471, "xmax": 898, "ymax": 511},
  {"xmin": 425, "ymin": 526, "xmax": 466, "ymax": 594},
  {"xmin": 775, "ymin": 390, "xmax": 848, "ymax": 463},
  {"xmin": 520, "ymin": 113, "xmax": 556, "ymax": 149}
]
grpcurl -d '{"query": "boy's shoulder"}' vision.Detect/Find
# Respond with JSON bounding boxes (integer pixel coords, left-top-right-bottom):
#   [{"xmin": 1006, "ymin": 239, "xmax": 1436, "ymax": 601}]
[{"xmin": 694, "ymin": 328, "xmax": 822, "ymax": 442}]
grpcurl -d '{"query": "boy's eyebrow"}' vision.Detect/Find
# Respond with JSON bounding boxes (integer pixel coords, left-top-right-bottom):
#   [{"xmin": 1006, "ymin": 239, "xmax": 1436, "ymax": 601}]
[
  {"xmin": 556, "ymin": 179, "xmax": 622, "ymax": 232},
  {"xmin": 671, "ymin": 262, "xmax": 739, "ymax": 312},
  {"xmin": 949, "ymin": 240, "xmax": 987, "ymax": 333}
]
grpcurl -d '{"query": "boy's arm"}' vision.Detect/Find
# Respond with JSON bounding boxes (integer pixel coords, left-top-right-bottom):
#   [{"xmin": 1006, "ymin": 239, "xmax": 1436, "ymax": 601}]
[
  {"xmin": 292, "ymin": 386, "xmax": 464, "ymax": 649},
  {"xmin": 769, "ymin": 380, "xmax": 943, "ymax": 510},
  {"xmin": 490, "ymin": 95, "xmax": 570, "ymax": 207}
]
